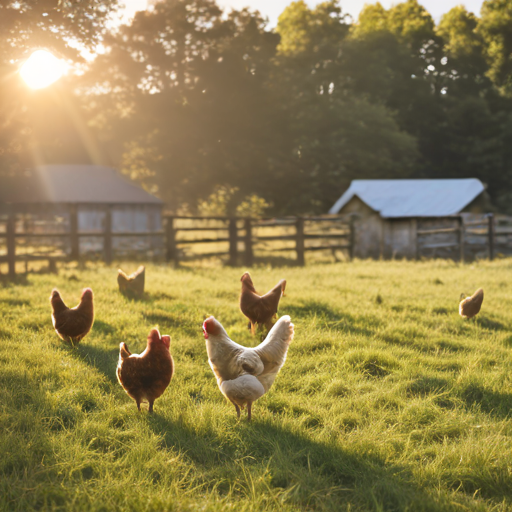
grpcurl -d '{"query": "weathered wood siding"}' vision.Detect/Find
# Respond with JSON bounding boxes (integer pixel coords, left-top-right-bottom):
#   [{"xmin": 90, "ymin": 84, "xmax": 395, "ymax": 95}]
[
  {"xmin": 339, "ymin": 196, "xmax": 494, "ymax": 261},
  {"xmin": 340, "ymin": 197, "xmax": 382, "ymax": 258}
]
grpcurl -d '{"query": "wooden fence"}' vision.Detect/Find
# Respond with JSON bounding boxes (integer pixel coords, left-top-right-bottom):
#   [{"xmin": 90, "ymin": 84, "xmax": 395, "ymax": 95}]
[
  {"xmin": 414, "ymin": 213, "xmax": 512, "ymax": 261},
  {"xmin": 0, "ymin": 214, "xmax": 354, "ymax": 277},
  {"xmin": 165, "ymin": 215, "xmax": 354, "ymax": 266}
]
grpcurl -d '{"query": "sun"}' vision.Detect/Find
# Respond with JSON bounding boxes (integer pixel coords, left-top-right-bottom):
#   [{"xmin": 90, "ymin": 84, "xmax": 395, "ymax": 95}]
[{"xmin": 20, "ymin": 50, "xmax": 66, "ymax": 89}]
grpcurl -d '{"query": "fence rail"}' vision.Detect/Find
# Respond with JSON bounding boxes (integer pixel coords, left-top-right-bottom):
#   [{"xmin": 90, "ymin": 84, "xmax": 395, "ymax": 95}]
[
  {"xmin": 165, "ymin": 215, "xmax": 354, "ymax": 267},
  {"xmin": 414, "ymin": 213, "xmax": 512, "ymax": 261},
  {"xmin": 0, "ymin": 213, "xmax": 354, "ymax": 277}
]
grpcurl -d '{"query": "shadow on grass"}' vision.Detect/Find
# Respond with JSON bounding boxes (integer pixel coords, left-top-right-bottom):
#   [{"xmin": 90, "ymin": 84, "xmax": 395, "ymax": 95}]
[
  {"xmin": 145, "ymin": 291, "xmax": 176, "ymax": 302},
  {"xmin": 73, "ymin": 344, "xmax": 119, "ymax": 383},
  {"xmin": 405, "ymin": 375, "xmax": 450, "ymax": 397},
  {"xmin": 142, "ymin": 311, "xmax": 197, "ymax": 337},
  {"xmin": 285, "ymin": 300, "xmax": 382, "ymax": 337},
  {"xmin": 458, "ymin": 382, "xmax": 512, "ymax": 419},
  {"xmin": 251, "ymin": 256, "xmax": 303, "ymax": 268},
  {"xmin": 0, "ymin": 275, "xmax": 30, "ymax": 287},
  {"xmin": 0, "ymin": 298, "xmax": 30, "ymax": 306},
  {"xmin": 145, "ymin": 414, "xmax": 448, "ymax": 510},
  {"xmin": 476, "ymin": 315, "xmax": 506, "ymax": 331},
  {"xmin": 93, "ymin": 319, "xmax": 116, "ymax": 336}
]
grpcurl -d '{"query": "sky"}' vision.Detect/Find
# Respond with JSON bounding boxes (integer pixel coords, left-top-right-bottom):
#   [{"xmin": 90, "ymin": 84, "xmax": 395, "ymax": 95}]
[{"xmin": 122, "ymin": 0, "xmax": 485, "ymax": 26}]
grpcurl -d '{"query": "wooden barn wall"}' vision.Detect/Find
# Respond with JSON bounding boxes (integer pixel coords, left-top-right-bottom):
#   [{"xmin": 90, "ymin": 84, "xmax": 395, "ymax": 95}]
[
  {"xmin": 340, "ymin": 196, "xmax": 381, "ymax": 258},
  {"xmin": 346, "ymin": 209, "xmax": 498, "ymax": 261}
]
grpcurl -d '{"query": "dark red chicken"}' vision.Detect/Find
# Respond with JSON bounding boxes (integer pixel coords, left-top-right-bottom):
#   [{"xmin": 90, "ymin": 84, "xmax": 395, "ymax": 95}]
[
  {"xmin": 117, "ymin": 328, "xmax": 174, "ymax": 412},
  {"xmin": 239, "ymin": 272, "xmax": 286, "ymax": 335},
  {"xmin": 50, "ymin": 288, "xmax": 94, "ymax": 346}
]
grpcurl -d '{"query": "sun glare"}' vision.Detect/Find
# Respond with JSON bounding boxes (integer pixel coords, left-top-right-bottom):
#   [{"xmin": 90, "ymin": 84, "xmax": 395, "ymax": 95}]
[{"xmin": 20, "ymin": 50, "xmax": 66, "ymax": 89}]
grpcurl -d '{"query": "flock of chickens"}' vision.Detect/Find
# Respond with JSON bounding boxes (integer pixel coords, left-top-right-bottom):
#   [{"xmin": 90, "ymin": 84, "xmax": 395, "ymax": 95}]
[
  {"xmin": 49, "ymin": 268, "xmax": 291, "ymax": 420},
  {"xmin": 49, "ymin": 266, "xmax": 484, "ymax": 421}
]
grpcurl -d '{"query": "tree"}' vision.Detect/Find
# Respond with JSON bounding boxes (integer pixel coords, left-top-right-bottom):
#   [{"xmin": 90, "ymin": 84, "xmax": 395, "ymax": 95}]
[
  {"xmin": 273, "ymin": 1, "xmax": 418, "ymax": 211},
  {"xmin": 82, "ymin": 0, "xmax": 281, "ymax": 210},
  {"xmin": 478, "ymin": 0, "xmax": 512, "ymax": 95},
  {"xmin": 437, "ymin": 6, "xmax": 488, "ymax": 95}
]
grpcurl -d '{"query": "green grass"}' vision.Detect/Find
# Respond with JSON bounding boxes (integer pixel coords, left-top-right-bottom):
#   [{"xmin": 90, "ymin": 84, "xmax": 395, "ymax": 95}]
[{"xmin": 1, "ymin": 259, "xmax": 512, "ymax": 511}]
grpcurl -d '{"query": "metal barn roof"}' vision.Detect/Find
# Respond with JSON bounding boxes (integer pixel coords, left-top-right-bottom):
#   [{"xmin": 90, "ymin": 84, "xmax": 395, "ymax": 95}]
[
  {"xmin": 0, "ymin": 165, "xmax": 162, "ymax": 205},
  {"xmin": 328, "ymin": 179, "xmax": 485, "ymax": 218}
]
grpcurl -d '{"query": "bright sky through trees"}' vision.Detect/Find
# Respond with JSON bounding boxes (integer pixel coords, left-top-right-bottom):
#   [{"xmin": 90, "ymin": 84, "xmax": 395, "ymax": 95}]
[{"xmin": 122, "ymin": 0, "xmax": 485, "ymax": 25}]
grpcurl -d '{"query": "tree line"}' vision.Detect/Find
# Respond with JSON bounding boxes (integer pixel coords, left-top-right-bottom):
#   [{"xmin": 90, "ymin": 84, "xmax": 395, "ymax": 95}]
[{"xmin": 2, "ymin": 0, "xmax": 512, "ymax": 215}]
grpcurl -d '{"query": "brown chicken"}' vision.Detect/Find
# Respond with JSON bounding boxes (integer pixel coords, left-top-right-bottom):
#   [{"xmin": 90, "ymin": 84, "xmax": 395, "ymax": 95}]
[
  {"xmin": 459, "ymin": 288, "xmax": 484, "ymax": 319},
  {"xmin": 117, "ymin": 328, "xmax": 174, "ymax": 412},
  {"xmin": 50, "ymin": 288, "xmax": 94, "ymax": 346},
  {"xmin": 240, "ymin": 272, "xmax": 286, "ymax": 335},
  {"xmin": 117, "ymin": 265, "xmax": 145, "ymax": 298}
]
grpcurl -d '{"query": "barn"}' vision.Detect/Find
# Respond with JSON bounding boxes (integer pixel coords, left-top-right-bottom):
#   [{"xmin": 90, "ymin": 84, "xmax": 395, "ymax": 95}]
[
  {"xmin": 0, "ymin": 165, "xmax": 163, "ymax": 259},
  {"xmin": 329, "ymin": 179, "xmax": 488, "ymax": 259}
]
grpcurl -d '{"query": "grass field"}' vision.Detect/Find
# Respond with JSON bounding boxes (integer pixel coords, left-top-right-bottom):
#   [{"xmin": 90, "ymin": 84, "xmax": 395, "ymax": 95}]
[{"xmin": 1, "ymin": 259, "xmax": 512, "ymax": 511}]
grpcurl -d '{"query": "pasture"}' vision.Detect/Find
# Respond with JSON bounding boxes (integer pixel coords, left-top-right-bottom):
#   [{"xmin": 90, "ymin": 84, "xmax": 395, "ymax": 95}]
[{"xmin": 1, "ymin": 259, "xmax": 512, "ymax": 511}]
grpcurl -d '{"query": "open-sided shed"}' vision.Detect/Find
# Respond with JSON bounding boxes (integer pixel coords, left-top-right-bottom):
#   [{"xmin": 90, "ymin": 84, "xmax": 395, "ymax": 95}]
[{"xmin": 329, "ymin": 179, "xmax": 488, "ymax": 259}]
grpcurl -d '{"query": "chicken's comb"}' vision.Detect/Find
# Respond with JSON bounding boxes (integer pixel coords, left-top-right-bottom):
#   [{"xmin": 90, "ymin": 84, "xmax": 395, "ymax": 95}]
[{"xmin": 203, "ymin": 317, "xmax": 220, "ymax": 338}]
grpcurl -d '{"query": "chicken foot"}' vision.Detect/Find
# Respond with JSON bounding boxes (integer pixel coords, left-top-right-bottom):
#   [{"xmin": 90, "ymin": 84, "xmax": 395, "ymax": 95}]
[{"xmin": 229, "ymin": 399, "xmax": 241, "ymax": 419}]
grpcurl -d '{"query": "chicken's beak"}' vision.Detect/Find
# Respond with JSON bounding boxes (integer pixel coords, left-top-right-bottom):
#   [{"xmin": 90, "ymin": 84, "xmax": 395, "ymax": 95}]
[{"xmin": 202, "ymin": 321, "xmax": 209, "ymax": 339}]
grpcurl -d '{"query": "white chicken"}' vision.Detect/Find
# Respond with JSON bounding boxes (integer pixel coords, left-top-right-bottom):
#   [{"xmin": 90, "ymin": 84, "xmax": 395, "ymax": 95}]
[{"xmin": 203, "ymin": 315, "xmax": 294, "ymax": 421}]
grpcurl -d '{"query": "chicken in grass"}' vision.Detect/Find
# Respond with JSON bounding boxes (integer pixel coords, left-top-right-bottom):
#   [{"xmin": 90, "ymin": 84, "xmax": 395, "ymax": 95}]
[
  {"xmin": 240, "ymin": 272, "xmax": 286, "ymax": 335},
  {"xmin": 50, "ymin": 288, "xmax": 94, "ymax": 346},
  {"xmin": 117, "ymin": 265, "xmax": 145, "ymax": 298},
  {"xmin": 459, "ymin": 288, "xmax": 484, "ymax": 319},
  {"xmin": 203, "ymin": 315, "xmax": 294, "ymax": 421},
  {"xmin": 117, "ymin": 328, "xmax": 174, "ymax": 412}
]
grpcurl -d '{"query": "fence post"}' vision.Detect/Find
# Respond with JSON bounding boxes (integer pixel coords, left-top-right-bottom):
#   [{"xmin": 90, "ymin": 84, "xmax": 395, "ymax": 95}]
[
  {"xmin": 349, "ymin": 215, "xmax": 355, "ymax": 261},
  {"xmin": 488, "ymin": 213, "xmax": 495, "ymax": 261},
  {"xmin": 296, "ymin": 217, "xmax": 305, "ymax": 266},
  {"xmin": 458, "ymin": 216, "xmax": 465, "ymax": 263},
  {"xmin": 104, "ymin": 206, "xmax": 112, "ymax": 265},
  {"xmin": 70, "ymin": 205, "xmax": 79, "ymax": 260},
  {"xmin": 244, "ymin": 218, "xmax": 253, "ymax": 267},
  {"xmin": 165, "ymin": 216, "xmax": 177, "ymax": 264},
  {"xmin": 228, "ymin": 217, "xmax": 238, "ymax": 266},
  {"xmin": 7, "ymin": 213, "xmax": 15, "ymax": 278}
]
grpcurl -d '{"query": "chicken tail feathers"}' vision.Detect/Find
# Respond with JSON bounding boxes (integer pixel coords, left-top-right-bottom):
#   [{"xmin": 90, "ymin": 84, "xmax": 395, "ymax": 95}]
[
  {"xmin": 120, "ymin": 342, "xmax": 131, "ymax": 360},
  {"xmin": 254, "ymin": 315, "xmax": 294, "ymax": 372},
  {"xmin": 118, "ymin": 269, "xmax": 129, "ymax": 281}
]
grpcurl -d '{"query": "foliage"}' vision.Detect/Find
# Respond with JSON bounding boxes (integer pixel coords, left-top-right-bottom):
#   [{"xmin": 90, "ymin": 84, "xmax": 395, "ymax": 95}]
[
  {"xmin": 197, "ymin": 185, "xmax": 271, "ymax": 217},
  {"xmin": 478, "ymin": 0, "xmax": 512, "ymax": 95},
  {"xmin": 4, "ymin": 0, "xmax": 512, "ymax": 213},
  {"xmin": 198, "ymin": 185, "xmax": 240, "ymax": 216},
  {"xmin": 236, "ymin": 195, "xmax": 271, "ymax": 218},
  {"xmin": 2, "ymin": 259, "xmax": 512, "ymax": 511}
]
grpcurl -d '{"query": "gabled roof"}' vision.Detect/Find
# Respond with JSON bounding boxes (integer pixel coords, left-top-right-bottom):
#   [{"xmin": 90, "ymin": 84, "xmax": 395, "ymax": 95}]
[
  {"xmin": 0, "ymin": 165, "xmax": 162, "ymax": 205},
  {"xmin": 329, "ymin": 179, "xmax": 485, "ymax": 218}
]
